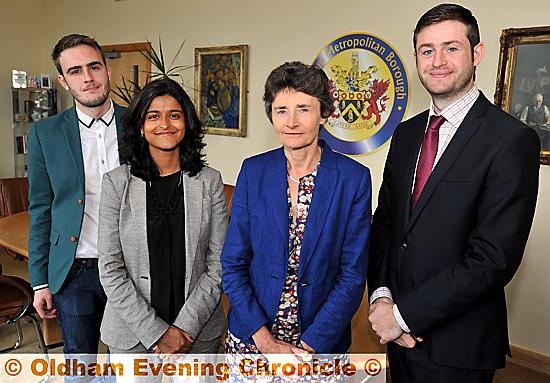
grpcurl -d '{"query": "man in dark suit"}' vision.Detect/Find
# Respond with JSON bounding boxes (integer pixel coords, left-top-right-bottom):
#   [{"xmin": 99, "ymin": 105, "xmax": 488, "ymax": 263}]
[
  {"xmin": 520, "ymin": 93, "xmax": 550, "ymax": 148},
  {"xmin": 27, "ymin": 34, "xmax": 125, "ymax": 377},
  {"xmin": 367, "ymin": 4, "xmax": 540, "ymax": 383}
]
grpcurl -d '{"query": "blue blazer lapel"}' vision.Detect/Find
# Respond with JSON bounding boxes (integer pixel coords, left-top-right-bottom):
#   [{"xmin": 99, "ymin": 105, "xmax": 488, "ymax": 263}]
[
  {"xmin": 61, "ymin": 108, "xmax": 85, "ymax": 191},
  {"xmin": 267, "ymin": 149, "xmax": 291, "ymax": 249},
  {"xmin": 298, "ymin": 143, "xmax": 337, "ymax": 279}
]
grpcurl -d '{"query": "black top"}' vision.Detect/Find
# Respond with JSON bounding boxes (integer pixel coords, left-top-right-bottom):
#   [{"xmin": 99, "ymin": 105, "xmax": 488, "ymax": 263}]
[{"xmin": 146, "ymin": 171, "xmax": 186, "ymax": 324}]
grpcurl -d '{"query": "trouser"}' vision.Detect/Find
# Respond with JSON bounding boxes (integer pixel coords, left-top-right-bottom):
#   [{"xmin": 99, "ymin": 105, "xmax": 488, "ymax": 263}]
[
  {"xmin": 53, "ymin": 258, "xmax": 108, "ymax": 383},
  {"xmin": 387, "ymin": 342, "xmax": 496, "ymax": 383}
]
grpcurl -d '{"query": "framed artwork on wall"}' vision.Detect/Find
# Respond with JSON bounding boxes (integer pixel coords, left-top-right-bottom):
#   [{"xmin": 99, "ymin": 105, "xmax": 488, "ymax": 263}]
[
  {"xmin": 194, "ymin": 45, "xmax": 248, "ymax": 137},
  {"xmin": 519, "ymin": 77, "xmax": 534, "ymax": 93},
  {"xmin": 494, "ymin": 26, "xmax": 550, "ymax": 164},
  {"xmin": 40, "ymin": 74, "xmax": 52, "ymax": 89}
]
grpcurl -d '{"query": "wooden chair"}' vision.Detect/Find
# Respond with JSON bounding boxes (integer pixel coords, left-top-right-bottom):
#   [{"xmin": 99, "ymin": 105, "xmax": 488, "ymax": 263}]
[
  {"xmin": 221, "ymin": 184, "xmax": 234, "ymax": 318},
  {"xmin": 0, "ymin": 264, "xmax": 48, "ymax": 355},
  {"xmin": 223, "ymin": 183, "xmax": 234, "ymax": 218},
  {"xmin": 0, "ymin": 177, "xmax": 29, "ymax": 218}
]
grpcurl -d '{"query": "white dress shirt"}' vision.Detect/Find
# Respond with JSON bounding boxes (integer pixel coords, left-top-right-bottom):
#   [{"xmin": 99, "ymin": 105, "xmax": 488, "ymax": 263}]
[{"xmin": 75, "ymin": 101, "xmax": 120, "ymax": 259}]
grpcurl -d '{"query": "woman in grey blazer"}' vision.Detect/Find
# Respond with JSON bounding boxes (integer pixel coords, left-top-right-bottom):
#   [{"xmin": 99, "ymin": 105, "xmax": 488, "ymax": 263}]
[{"xmin": 97, "ymin": 79, "xmax": 228, "ymax": 374}]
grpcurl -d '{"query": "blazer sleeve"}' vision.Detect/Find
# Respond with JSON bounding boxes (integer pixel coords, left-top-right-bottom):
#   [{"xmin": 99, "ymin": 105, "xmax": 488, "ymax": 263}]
[
  {"xmin": 367, "ymin": 128, "xmax": 398, "ymax": 297},
  {"xmin": 300, "ymin": 168, "xmax": 372, "ymax": 352},
  {"xmin": 27, "ymin": 122, "xmax": 53, "ymax": 288},
  {"xmin": 399, "ymin": 126, "xmax": 540, "ymax": 335},
  {"xmin": 173, "ymin": 171, "xmax": 228, "ymax": 338},
  {"xmin": 98, "ymin": 171, "xmax": 169, "ymax": 349},
  {"xmin": 221, "ymin": 160, "xmax": 271, "ymax": 338}
]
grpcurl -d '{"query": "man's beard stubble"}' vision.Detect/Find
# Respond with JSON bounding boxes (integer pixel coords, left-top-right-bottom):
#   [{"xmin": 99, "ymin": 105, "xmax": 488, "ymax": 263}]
[{"xmin": 70, "ymin": 86, "xmax": 110, "ymax": 108}]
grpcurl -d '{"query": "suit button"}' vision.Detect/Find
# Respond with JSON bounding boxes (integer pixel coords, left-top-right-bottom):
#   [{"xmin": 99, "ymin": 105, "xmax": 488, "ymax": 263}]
[
  {"xmin": 400, "ymin": 242, "xmax": 408, "ymax": 250},
  {"xmin": 77, "ymin": 198, "xmax": 84, "ymax": 205},
  {"xmin": 70, "ymin": 236, "xmax": 78, "ymax": 242}
]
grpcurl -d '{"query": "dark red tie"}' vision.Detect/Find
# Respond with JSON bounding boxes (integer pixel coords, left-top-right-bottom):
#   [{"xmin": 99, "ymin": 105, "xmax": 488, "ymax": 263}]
[{"xmin": 411, "ymin": 115, "xmax": 446, "ymax": 209}]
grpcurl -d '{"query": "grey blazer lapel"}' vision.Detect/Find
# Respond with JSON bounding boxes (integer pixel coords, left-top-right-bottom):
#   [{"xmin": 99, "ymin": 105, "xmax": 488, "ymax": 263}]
[
  {"xmin": 183, "ymin": 173, "xmax": 203, "ymax": 296},
  {"xmin": 128, "ymin": 173, "xmax": 150, "ymax": 281}
]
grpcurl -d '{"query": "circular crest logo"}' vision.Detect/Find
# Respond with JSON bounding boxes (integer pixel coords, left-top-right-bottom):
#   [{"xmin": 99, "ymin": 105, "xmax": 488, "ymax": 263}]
[{"xmin": 313, "ymin": 33, "xmax": 409, "ymax": 155}]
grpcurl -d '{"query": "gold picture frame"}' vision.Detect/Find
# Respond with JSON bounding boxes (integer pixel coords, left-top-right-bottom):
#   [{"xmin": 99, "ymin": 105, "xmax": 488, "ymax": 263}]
[
  {"xmin": 194, "ymin": 45, "xmax": 248, "ymax": 137},
  {"xmin": 494, "ymin": 26, "xmax": 550, "ymax": 165}
]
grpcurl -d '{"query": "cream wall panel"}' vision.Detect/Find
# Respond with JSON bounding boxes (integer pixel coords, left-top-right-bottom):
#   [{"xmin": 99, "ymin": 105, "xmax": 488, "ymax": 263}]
[{"xmin": 1, "ymin": 1, "xmax": 52, "ymax": 177}]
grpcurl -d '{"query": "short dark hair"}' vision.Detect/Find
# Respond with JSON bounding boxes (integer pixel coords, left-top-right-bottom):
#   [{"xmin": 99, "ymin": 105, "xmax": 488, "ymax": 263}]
[
  {"xmin": 413, "ymin": 3, "xmax": 480, "ymax": 54},
  {"xmin": 51, "ymin": 34, "xmax": 106, "ymax": 75},
  {"xmin": 121, "ymin": 78, "xmax": 206, "ymax": 181},
  {"xmin": 263, "ymin": 61, "xmax": 335, "ymax": 123}
]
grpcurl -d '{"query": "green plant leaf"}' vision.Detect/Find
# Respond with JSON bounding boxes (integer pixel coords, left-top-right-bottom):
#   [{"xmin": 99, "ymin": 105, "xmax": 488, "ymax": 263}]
[
  {"xmin": 112, "ymin": 36, "xmax": 191, "ymax": 105},
  {"xmin": 168, "ymin": 40, "xmax": 186, "ymax": 70},
  {"xmin": 111, "ymin": 75, "xmax": 141, "ymax": 105}
]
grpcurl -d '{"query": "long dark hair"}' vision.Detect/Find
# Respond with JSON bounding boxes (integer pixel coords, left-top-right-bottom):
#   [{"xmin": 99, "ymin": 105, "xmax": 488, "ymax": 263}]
[{"xmin": 121, "ymin": 78, "xmax": 206, "ymax": 181}]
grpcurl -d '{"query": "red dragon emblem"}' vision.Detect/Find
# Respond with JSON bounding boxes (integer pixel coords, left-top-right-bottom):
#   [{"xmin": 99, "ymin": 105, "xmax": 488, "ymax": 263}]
[{"xmin": 363, "ymin": 79, "xmax": 390, "ymax": 125}]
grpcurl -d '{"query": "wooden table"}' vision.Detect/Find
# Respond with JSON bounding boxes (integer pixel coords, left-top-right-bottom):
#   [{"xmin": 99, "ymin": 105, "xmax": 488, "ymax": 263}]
[
  {"xmin": 0, "ymin": 211, "xmax": 29, "ymax": 256},
  {"xmin": 0, "ymin": 211, "xmax": 62, "ymax": 347}
]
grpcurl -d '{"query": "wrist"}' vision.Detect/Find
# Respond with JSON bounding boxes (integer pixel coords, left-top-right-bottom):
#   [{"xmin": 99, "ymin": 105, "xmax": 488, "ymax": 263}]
[
  {"xmin": 300, "ymin": 340, "xmax": 315, "ymax": 353},
  {"xmin": 252, "ymin": 326, "xmax": 275, "ymax": 350},
  {"xmin": 375, "ymin": 297, "xmax": 393, "ymax": 304}
]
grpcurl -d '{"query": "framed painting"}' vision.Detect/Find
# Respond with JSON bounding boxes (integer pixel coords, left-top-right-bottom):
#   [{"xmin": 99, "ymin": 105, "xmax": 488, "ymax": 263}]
[
  {"xmin": 194, "ymin": 45, "xmax": 248, "ymax": 137},
  {"xmin": 494, "ymin": 26, "xmax": 550, "ymax": 164}
]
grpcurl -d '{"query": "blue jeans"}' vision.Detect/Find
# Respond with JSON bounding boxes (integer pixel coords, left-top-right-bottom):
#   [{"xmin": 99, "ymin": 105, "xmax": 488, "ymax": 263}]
[{"xmin": 54, "ymin": 258, "xmax": 110, "ymax": 383}]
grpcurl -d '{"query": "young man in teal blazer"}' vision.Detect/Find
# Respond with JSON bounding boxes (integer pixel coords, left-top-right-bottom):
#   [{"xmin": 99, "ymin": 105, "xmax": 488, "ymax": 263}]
[{"xmin": 27, "ymin": 34, "xmax": 125, "ymax": 375}]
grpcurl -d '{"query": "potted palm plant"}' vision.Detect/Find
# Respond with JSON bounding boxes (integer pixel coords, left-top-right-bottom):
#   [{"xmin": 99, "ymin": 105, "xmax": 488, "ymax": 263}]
[{"xmin": 111, "ymin": 38, "xmax": 193, "ymax": 104}]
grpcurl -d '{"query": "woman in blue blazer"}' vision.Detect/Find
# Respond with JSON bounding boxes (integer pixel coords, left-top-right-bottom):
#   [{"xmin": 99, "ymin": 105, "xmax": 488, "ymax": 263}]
[{"xmin": 221, "ymin": 62, "xmax": 372, "ymax": 361}]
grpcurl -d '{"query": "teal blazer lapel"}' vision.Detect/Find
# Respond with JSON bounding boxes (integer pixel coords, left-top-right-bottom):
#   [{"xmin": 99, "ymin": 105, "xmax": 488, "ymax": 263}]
[{"xmin": 61, "ymin": 108, "xmax": 85, "ymax": 191}]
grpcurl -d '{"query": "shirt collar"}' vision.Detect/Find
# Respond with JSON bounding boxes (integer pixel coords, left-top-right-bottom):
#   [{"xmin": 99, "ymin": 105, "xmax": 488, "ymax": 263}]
[
  {"xmin": 76, "ymin": 100, "xmax": 115, "ymax": 128},
  {"xmin": 429, "ymin": 85, "xmax": 480, "ymax": 127}
]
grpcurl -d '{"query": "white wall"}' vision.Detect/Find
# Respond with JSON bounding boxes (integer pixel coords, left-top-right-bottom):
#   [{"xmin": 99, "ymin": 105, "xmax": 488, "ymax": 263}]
[{"xmin": 2, "ymin": 0, "xmax": 549, "ymax": 355}]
